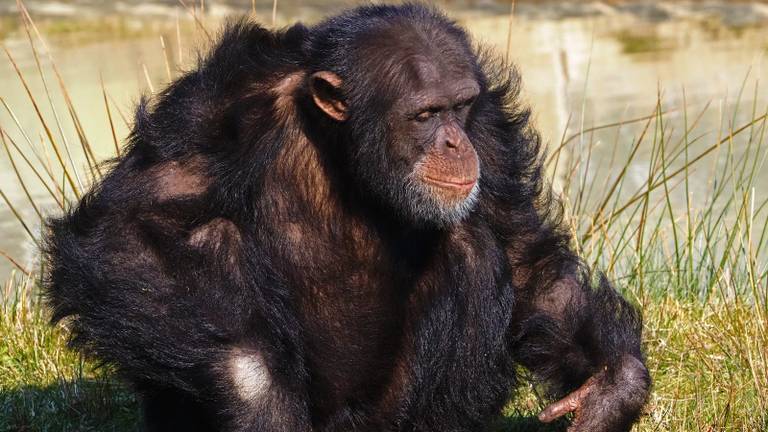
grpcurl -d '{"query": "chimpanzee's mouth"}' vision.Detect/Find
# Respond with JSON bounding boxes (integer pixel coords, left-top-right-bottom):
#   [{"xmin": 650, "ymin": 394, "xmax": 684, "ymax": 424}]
[{"xmin": 422, "ymin": 175, "xmax": 477, "ymax": 194}]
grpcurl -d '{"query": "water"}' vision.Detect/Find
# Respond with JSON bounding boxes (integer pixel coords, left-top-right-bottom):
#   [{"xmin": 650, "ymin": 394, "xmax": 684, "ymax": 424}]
[{"xmin": 1, "ymin": 1, "xmax": 767, "ymax": 277}]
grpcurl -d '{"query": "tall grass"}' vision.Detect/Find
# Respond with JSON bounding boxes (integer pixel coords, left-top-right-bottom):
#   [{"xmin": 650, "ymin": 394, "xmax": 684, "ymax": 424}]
[
  {"xmin": 546, "ymin": 90, "xmax": 768, "ymax": 430},
  {"xmin": 0, "ymin": 2, "xmax": 766, "ymax": 430}
]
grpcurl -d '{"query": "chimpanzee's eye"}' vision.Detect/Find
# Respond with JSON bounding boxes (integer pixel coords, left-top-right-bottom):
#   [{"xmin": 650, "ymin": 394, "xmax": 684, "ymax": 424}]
[
  {"xmin": 454, "ymin": 97, "xmax": 475, "ymax": 111},
  {"xmin": 415, "ymin": 111, "xmax": 432, "ymax": 122}
]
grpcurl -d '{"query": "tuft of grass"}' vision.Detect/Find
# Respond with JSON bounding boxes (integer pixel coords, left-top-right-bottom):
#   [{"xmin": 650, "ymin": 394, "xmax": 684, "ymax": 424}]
[
  {"xmin": 0, "ymin": 2, "xmax": 766, "ymax": 431},
  {"xmin": 0, "ymin": 274, "xmax": 139, "ymax": 431},
  {"xmin": 642, "ymin": 298, "xmax": 768, "ymax": 430}
]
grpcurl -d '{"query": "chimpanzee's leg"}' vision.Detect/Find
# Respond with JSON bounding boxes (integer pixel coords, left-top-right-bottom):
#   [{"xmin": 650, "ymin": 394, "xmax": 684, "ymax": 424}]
[
  {"xmin": 47, "ymin": 201, "xmax": 313, "ymax": 432},
  {"xmin": 139, "ymin": 347, "xmax": 312, "ymax": 432}
]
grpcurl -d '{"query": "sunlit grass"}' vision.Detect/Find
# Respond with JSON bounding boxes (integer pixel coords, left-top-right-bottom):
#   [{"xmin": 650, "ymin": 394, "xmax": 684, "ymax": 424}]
[
  {"xmin": 0, "ymin": 2, "xmax": 766, "ymax": 431},
  {"xmin": 0, "ymin": 274, "xmax": 138, "ymax": 431}
]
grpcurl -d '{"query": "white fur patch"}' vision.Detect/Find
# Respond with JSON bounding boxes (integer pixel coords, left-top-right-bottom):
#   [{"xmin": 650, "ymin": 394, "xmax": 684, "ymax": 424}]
[{"xmin": 229, "ymin": 350, "xmax": 271, "ymax": 402}]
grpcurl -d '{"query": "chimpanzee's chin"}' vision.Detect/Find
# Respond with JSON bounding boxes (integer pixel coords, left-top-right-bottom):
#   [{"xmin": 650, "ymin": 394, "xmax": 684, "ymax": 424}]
[{"xmin": 401, "ymin": 179, "xmax": 480, "ymax": 227}]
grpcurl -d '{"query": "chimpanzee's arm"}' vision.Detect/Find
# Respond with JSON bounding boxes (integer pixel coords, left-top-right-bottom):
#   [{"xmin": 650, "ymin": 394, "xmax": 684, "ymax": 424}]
[
  {"xmin": 43, "ymin": 21, "xmax": 321, "ymax": 431},
  {"xmin": 507, "ymin": 254, "xmax": 651, "ymax": 431},
  {"xmin": 470, "ymin": 60, "xmax": 650, "ymax": 430}
]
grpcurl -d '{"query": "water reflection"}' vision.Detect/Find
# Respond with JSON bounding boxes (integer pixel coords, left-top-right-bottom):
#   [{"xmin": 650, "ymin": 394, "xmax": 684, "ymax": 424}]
[{"xmin": 0, "ymin": 2, "xmax": 766, "ymax": 276}]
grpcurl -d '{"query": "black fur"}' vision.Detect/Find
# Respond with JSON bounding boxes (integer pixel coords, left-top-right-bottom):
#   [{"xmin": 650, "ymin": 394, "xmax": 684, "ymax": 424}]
[{"xmin": 44, "ymin": 4, "xmax": 650, "ymax": 431}]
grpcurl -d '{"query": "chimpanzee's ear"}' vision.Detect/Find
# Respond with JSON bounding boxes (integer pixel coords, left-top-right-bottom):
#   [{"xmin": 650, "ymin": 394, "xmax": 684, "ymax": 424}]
[{"xmin": 309, "ymin": 71, "xmax": 348, "ymax": 121}]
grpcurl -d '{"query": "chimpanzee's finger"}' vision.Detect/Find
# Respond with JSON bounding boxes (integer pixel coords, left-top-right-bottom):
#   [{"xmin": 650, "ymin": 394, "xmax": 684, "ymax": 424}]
[{"xmin": 538, "ymin": 375, "xmax": 597, "ymax": 423}]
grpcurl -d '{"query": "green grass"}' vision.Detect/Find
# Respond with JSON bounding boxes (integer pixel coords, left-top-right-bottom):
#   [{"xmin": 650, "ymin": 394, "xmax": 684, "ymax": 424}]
[
  {"xmin": 1, "ymin": 3, "xmax": 767, "ymax": 431},
  {"xmin": 0, "ymin": 276, "xmax": 138, "ymax": 431}
]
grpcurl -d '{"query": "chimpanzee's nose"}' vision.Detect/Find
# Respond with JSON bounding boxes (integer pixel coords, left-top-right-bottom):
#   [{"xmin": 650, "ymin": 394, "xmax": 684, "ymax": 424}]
[{"xmin": 442, "ymin": 124, "xmax": 465, "ymax": 152}]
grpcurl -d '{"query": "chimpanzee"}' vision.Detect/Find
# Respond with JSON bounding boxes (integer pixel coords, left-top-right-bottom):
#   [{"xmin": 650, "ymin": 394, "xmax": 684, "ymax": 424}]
[{"xmin": 44, "ymin": 4, "xmax": 650, "ymax": 432}]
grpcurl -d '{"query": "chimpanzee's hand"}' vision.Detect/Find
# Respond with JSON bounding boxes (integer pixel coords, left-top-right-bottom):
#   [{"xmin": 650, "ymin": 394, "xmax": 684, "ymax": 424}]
[{"xmin": 538, "ymin": 355, "xmax": 650, "ymax": 432}]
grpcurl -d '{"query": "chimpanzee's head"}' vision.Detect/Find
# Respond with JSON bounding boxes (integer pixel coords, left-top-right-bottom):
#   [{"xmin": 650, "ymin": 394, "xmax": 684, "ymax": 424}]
[{"xmin": 306, "ymin": 4, "xmax": 482, "ymax": 226}]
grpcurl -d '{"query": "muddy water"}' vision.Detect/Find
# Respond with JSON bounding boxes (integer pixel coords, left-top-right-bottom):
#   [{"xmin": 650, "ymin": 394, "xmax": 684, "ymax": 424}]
[{"xmin": 1, "ymin": 2, "xmax": 766, "ymax": 276}]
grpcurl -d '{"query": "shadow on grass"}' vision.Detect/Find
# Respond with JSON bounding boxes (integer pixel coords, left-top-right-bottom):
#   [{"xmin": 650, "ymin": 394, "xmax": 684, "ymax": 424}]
[
  {"xmin": 0, "ymin": 378, "xmax": 569, "ymax": 432},
  {"xmin": 0, "ymin": 378, "xmax": 139, "ymax": 431}
]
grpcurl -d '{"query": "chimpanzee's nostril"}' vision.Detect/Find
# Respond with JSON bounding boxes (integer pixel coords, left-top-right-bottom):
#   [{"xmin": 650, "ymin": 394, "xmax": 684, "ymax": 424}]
[{"xmin": 445, "ymin": 139, "xmax": 458, "ymax": 149}]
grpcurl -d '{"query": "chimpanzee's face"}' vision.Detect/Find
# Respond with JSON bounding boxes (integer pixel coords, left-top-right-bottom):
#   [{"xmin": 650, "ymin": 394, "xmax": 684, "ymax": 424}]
[
  {"xmin": 386, "ymin": 56, "xmax": 481, "ymax": 225},
  {"xmin": 309, "ymin": 53, "xmax": 482, "ymax": 226}
]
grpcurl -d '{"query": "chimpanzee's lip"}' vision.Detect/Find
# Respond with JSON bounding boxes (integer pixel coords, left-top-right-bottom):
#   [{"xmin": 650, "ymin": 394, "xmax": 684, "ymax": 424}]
[{"xmin": 423, "ymin": 175, "xmax": 477, "ymax": 192}]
